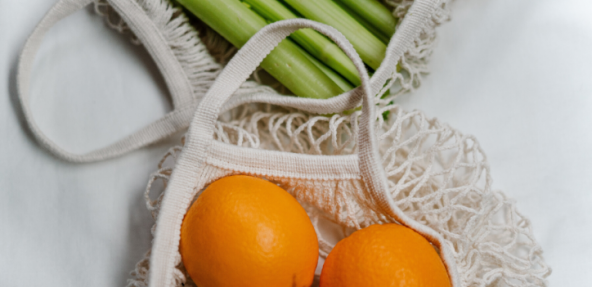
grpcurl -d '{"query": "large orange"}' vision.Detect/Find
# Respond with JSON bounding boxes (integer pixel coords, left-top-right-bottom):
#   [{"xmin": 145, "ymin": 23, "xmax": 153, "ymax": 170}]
[
  {"xmin": 320, "ymin": 223, "xmax": 451, "ymax": 287},
  {"xmin": 180, "ymin": 175, "xmax": 319, "ymax": 287}
]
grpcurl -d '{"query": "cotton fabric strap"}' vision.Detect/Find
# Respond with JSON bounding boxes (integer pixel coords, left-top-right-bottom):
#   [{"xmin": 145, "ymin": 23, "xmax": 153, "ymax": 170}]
[{"xmin": 17, "ymin": 0, "xmax": 195, "ymax": 163}]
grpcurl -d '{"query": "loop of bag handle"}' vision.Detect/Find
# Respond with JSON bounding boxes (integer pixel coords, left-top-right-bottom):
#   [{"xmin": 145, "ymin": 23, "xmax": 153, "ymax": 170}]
[
  {"xmin": 17, "ymin": 0, "xmax": 195, "ymax": 163},
  {"xmin": 184, "ymin": 19, "xmax": 384, "ymax": 204},
  {"xmin": 17, "ymin": 0, "xmax": 432, "ymax": 164}
]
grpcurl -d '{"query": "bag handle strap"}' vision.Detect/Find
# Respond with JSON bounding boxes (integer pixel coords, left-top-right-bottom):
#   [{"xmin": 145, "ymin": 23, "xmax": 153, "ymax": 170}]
[
  {"xmin": 180, "ymin": 20, "xmax": 380, "ymax": 191},
  {"xmin": 17, "ymin": 0, "xmax": 195, "ymax": 163}
]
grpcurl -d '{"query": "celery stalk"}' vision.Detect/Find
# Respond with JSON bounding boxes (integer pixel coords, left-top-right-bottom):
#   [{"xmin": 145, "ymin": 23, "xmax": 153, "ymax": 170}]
[
  {"xmin": 333, "ymin": 0, "xmax": 391, "ymax": 44},
  {"xmin": 177, "ymin": 0, "xmax": 344, "ymax": 99},
  {"xmin": 282, "ymin": 0, "xmax": 387, "ymax": 70},
  {"xmin": 302, "ymin": 52, "xmax": 354, "ymax": 91},
  {"xmin": 335, "ymin": 0, "xmax": 398, "ymax": 38},
  {"xmin": 243, "ymin": 0, "xmax": 361, "ymax": 86}
]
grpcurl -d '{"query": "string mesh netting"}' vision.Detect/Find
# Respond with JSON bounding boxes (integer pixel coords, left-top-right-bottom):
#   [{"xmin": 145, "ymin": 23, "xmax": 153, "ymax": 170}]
[
  {"xmin": 90, "ymin": 0, "xmax": 550, "ymax": 286},
  {"xmin": 129, "ymin": 103, "xmax": 550, "ymax": 287}
]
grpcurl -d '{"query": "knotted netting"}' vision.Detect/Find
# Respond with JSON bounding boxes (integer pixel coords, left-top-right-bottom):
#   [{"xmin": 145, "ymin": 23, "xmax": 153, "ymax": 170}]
[{"xmin": 130, "ymin": 101, "xmax": 550, "ymax": 287}]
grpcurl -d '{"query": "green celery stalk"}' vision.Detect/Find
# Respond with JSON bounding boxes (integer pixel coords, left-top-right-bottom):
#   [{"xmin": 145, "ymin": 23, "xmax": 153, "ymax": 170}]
[
  {"xmin": 177, "ymin": 0, "xmax": 344, "ymax": 99},
  {"xmin": 282, "ymin": 0, "xmax": 387, "ymax": 70},
  {"xmin": 243, "ymin": 0, "xmax": 361, "ymax": 86},
  {"xmin": 301, "ymin": 52, "xmax": 354, "ymax": 91},
  {"xmin": 333, "ymin": 0, "xmax": 391, "ymax": 44},
  {"xmin": 334, "ymin": 0, "xmax": 398, "ymax": 38}
]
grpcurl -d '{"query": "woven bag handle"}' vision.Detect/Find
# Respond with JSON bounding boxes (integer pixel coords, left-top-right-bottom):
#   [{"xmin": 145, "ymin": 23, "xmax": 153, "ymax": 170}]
[
  {"xmin": 182, "ymin": 18, "xmax": 386, "ymax": 191},
  {"xmin": 17, "ymin": 0, "xmax": 195, "ymax": 163}
]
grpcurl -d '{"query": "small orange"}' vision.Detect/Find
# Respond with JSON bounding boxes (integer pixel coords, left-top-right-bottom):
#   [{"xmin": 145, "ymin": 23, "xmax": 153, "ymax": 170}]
[
  {"xmin": 320, "ymin": 223, "xmax": 451, "ymax": 287},
  {"xmin": 180, "ymin": 175, "xmax": 319, "ymax": 287}
]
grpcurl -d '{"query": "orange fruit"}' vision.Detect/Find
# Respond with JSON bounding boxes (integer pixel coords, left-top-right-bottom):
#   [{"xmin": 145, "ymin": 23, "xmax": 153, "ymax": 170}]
[
  {"xmin": 320, "ymin": 223, "xmax": 451, "ymax": 287},
  {"xmin": 180, "ymin": 175, "xmax": 319, "ymax": 287}
]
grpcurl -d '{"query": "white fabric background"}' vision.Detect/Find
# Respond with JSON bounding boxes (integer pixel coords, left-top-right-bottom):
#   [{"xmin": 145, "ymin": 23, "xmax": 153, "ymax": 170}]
[{"xmin": 1, "ymin": 0, "xmax": 590, "ymax": 286}]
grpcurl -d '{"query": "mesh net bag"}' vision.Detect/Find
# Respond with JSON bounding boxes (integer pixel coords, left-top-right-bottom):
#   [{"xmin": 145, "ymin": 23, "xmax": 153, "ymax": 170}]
[{"xmin": 16, "ymin": 0, "xmax": 551, "ymax": 286}]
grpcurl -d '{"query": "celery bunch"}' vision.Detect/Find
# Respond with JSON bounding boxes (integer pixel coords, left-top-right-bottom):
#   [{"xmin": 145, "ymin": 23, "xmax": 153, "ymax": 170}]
[{"xmin": 177, "ymin": 0, "xmax": 397, "ymax": 99}]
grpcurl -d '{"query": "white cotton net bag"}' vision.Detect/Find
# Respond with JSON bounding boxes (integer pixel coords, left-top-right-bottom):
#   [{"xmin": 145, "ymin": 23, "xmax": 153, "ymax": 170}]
[{"xmin": 17, "ymin": 0, "xmax": 551, "ymax": 286}]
